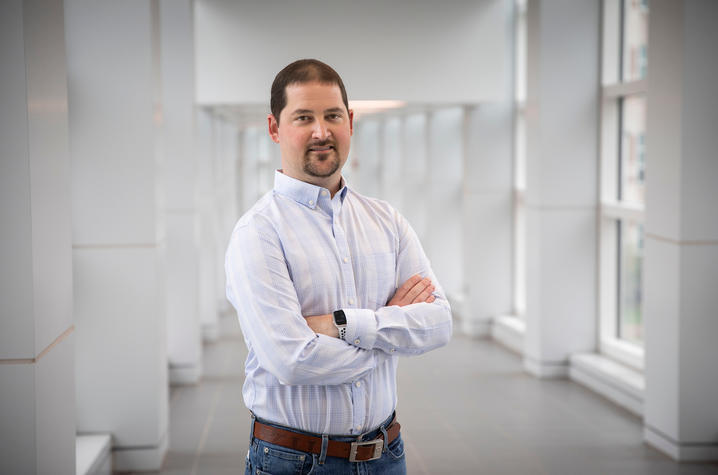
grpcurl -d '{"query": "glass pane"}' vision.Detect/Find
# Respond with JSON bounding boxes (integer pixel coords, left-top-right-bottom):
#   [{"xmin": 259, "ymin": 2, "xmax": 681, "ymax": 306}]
[
  {"xmin": 515, "ymin": 0, "xmax": 527, "ymax": 102},
  {"xmin": 622, "ymin": 0, "xmax": 649, "ymax": 82},
  {"xmin": 620, "ymin": 95, "xmax": 646, "ymax": 203},
  {"xmin": 618, "ymin": 220, "xmax": 644, "ymax": 344}
]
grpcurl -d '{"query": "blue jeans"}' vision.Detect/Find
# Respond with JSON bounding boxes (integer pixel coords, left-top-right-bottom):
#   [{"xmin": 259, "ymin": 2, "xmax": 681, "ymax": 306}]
[{"xmin": 245, "ymin": 414, "xmax": 406, "ymax": 475}]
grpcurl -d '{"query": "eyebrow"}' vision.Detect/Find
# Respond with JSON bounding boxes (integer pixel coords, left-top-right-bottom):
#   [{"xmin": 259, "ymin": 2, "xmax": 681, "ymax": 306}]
[{"xmin": 290, "ymin": 107, "xmax": 345, "ymax": 116}]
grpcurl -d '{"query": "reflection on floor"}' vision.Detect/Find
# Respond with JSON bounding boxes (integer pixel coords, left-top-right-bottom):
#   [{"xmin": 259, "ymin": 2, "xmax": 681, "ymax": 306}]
[{"xmin": 146, "ymin": 314, "xmax": 717, "ymax": 474}]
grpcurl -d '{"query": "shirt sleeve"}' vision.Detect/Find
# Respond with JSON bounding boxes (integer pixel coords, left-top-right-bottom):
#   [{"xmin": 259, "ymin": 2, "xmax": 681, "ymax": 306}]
[
  {"xmin": 225, "ymin": 216, "xmax": 389, "ymax": 386},
  {"xmin": 342, "ymin": 210, "xmax": 453, "ymax": 355}
]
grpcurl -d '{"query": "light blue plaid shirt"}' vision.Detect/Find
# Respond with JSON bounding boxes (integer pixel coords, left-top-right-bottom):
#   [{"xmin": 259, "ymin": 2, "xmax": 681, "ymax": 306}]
[{"xmin": 225, "ymin": 170, "xmax": 452, "ymax": 435}]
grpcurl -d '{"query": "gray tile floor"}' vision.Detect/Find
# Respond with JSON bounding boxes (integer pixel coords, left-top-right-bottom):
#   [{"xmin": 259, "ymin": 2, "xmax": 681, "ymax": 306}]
[{"xmin": 150, "ymin": 315, "xmax": 718, "ymax": 474}]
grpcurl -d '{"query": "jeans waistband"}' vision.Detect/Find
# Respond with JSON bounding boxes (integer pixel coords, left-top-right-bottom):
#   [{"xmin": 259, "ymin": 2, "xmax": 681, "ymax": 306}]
[{"xmin": 252, "ymin": 412, "xmax": 396, "ymax": 442}]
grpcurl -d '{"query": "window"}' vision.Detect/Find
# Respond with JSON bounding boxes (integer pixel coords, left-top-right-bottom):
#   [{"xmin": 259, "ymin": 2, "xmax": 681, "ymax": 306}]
[
  {"xmin": 512, "ymin": 0, "xmax": 527, "ymax": 317},
  {"xmin": 599, "ymin": 0, "xmax": 649, "ymax": 368}
]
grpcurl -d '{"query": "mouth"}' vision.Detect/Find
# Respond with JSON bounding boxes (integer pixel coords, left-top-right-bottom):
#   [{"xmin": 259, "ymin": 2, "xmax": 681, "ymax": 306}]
[{"xmin": 307, "ymin": 143, "xmax": 335, "ymax": 153}]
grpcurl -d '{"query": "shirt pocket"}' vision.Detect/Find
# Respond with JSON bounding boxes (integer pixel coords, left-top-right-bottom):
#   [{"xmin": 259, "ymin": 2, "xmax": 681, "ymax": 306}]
[{"xmin": 354, "ymin": 251, "xmax": 396, "ymax": 310}]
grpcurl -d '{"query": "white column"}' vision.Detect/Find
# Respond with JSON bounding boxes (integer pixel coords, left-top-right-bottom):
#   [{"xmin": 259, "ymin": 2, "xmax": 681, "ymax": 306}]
[
  {"xmin": 643, "ymin": 0, "xmax": 718, "ymax": 462},
  {"xmin": 427, "ymin": 108, "xmax": 465, "ymax": 307},
  {"xmin": 258, "ymin": 128, "xmax": 278, "ymax": 197},
  {"xmin": 196, "ymin": 109, "xmax": 219, "ymax": 340},
  {"xmin": 522, "ymin": 0, "xmax": 599, "ymax": 377},
  {"xmin": 240, "ymin": 127, "xmax": 260, "ymax": 213},
  {"xmin": 402, "ymin": 113, "xmax": 430, "ymax": 244},
  {"xmin": 160, "ymin": 0, "xmax": 201, "ymax": 385},
  {"xmin": 461, "ymin": 104, "xmax": 513, "ymax": 336},
  {"xmin": 214, "ymin": 120, "xmax": 238, "ymax": 316},
  {"xmin": 66, "ymin": 1, "xmax": 168, "ymax": 470},
  {"xmin": 353, "ymin": 119, "xmax": 382, "ymax": 197},
  {"xmin": 381, "ymin": 117, "xmax": 404, "ymax": 211},
  {"xmin": 0, "ymin": 1, "xmax": 75, "ymax": 472}
]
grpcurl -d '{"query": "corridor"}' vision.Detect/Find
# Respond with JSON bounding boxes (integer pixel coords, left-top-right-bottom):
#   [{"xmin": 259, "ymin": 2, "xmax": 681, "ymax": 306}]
[{"xmin": 4, "ymin": 1, "xmax": 718, "ymax": 472}]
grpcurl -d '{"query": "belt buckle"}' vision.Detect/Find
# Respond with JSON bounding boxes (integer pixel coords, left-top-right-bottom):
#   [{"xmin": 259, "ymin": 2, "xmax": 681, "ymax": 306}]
[{"xmin": 349, "ymin": 439, "xmax": 383, "ymax": 462}]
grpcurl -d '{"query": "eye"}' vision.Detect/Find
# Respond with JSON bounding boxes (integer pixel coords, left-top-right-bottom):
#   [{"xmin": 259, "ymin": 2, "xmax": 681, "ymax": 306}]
[{"xmin": 327, "ymin": 113, "xmax": 342, "ymax": 121}]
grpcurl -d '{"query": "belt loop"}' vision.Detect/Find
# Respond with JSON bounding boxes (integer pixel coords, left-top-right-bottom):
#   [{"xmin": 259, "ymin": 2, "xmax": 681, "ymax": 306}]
[
  {"xmin": 318, "ymin": 434, "xmax": 329, "ymax": 465},
  {"xmin": 379, "ymin": 425, "xmax": 389, "ymax": 453},
  {"xmin": 249, "ymin": 412, "xmax": 256, "ymax": 444}
]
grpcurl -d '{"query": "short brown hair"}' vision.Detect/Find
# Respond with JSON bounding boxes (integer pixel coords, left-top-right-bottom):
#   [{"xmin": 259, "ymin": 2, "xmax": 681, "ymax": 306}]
[{"xmin": 270, "ymin": 59, "xmax": 349, "ymax": 123}]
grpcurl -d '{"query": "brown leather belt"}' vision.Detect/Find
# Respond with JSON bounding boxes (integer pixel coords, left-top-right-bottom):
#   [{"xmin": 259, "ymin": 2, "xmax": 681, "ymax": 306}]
[{"xmin": 252, "ymin": 415, "xmax": 401, "ymax": 462}]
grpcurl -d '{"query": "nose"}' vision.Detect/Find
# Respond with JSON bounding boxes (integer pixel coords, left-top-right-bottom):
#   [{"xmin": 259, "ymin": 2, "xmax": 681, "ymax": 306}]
[{"xmin": 311, "ymin": 119, "xmax": 331, "ymax": 141}]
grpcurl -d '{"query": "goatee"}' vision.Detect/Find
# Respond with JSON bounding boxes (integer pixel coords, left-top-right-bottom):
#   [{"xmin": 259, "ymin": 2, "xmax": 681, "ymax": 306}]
[{"xmin": 303, "ymin": 153, "xmax": 340, "ymax": 178}]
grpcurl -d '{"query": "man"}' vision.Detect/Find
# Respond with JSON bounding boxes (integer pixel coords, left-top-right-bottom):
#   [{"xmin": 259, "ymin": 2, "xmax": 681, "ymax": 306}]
[{"xmin": 225, "ymin": 59, "xmax": 452, "ymax": 475}]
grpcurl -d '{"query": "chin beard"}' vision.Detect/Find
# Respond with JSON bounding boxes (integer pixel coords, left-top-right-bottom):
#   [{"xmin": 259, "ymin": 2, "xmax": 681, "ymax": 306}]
[{"xmin": 303, "ymin": 154, "xmax": 340, "ymax": 178}]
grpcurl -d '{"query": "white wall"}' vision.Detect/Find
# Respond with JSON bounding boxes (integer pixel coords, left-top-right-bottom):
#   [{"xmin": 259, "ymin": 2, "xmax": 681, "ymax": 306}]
[
  {"xmin": 66, "ymin": 0, "xmax": 168, "ymax": 469},
  {"xmin": 0, "ymin": 1, "xmax": 75, "ymax": 472},
  {"xmin": 161, "ymin": 0, "xmax": 203, "ymax": 385},
  {"xmin": 522, "ymin": 0, "xmax": 599, "ymax": 377},
  {"xmin": 643, "ymin": 0, "xmax": 718, "ymax": 461},
  {"xmin": 194, "ymin": 0, "xmax": 509, "ymax": 104}
]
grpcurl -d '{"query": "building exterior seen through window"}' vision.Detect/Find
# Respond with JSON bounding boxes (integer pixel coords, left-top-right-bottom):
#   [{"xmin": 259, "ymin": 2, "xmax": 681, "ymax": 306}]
[{"xmin": 622, "ymin": 0, "xmax": 649, "ymax": 82}]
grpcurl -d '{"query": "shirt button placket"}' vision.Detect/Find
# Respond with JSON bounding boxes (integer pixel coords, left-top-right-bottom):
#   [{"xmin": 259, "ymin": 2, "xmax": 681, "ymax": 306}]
[
  {"xmin": 351, "ymin": 378, "xmax": 365, "ymax": 436},
  {"xmin": 333, "ymin": 221, "xmax": 356, "ymax": 308}
]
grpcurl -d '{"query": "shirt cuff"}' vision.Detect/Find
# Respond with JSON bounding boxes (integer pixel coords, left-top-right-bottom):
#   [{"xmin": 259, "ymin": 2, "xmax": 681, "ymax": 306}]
[{"xmin": 342, "ymin": 308, "xmax": 377, "ymax": 350}]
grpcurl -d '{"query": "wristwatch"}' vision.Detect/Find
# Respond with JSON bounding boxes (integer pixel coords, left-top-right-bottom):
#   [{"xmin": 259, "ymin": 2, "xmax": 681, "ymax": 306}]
[{"xmin": 333, "ymin": 309, "xmax": 347, "ymax": 340}]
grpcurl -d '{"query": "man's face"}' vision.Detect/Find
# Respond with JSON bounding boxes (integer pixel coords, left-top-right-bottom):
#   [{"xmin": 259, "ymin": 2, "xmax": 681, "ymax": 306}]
[{"xmin": 268, "ymin": 81, "xmax": 353, "ymax": 187}]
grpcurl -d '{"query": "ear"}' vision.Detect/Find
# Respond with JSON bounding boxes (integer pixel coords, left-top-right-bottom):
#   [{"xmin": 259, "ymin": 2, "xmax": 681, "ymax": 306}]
[
  {"xmin": 348, "ymin": 109, "xmax": 354, "ymax": 136},
  {"xmin": 268, "ymin": 114, "xmax": 280, "ymax": 143}
]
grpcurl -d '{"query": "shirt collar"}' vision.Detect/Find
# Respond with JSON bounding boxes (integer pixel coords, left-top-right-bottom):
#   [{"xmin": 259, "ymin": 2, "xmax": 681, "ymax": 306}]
[{"xmin": 273, "ymin": 170, "xmax": 348, "ymax": 209}]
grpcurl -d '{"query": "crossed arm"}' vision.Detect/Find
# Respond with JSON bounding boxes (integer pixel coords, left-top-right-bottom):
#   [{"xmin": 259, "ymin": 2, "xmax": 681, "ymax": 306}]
[
  {"xmin": 225, "ymin": 210, "xmax": 452, "ymax": 385},
  {"xmin": 304, "ymin": 275, "xmax": 437, "ymax": 337}
]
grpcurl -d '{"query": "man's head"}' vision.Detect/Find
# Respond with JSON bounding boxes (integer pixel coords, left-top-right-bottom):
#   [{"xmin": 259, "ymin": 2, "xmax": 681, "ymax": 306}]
[
  {"xmin": 270, "ymin": 59, "xmax": 349, "ymax": 123},
  {"xmin": 268, "ymin": 59, "xmax": 353, "ymax": 194}
]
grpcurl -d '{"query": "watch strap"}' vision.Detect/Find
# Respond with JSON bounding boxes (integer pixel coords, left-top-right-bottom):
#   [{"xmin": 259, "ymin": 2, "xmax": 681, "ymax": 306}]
[{"xmin": 333, "ymin": 310, "xmax": 347, "ymax": 340}]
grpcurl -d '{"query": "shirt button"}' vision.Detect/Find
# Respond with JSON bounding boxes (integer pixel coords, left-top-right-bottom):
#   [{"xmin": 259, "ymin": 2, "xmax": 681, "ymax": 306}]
[
  {"xmin": 355, "ymin": 381, "xmax": 361, "ymax": 388},
  {"xmin": 354, "ymin": 338, "xmax": 361, "ymax": 345},
  {"xmin": 348, "ymin": 298, "xmax": 354, "ymax": 305},
  {"xmin": 299, "ymin": 455, "xmax": 305, "ymax": 461},
  {"xmin": 308, "ymin": 200, "xmax": 314, "ymax": 205},
  {"xmin": 321, "ymin": 190, "xmax": 328, "ymax": 196},
  {"xmin": 390, "ymin": 348, "xmax": 396, "ymax": 353},
  {"xmin": 356, "ymin": 425, "xmax": 362, "ymax": 431},
  {"xmin": 343, "ymin": 257, "xmax": 349, "ymax": 263},
  {"xmin": 264, "ymin": 447, "xmax": 269, "ymax": 454}
]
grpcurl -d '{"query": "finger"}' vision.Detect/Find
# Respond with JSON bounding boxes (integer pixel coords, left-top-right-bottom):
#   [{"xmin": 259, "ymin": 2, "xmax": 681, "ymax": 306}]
[
  {"xmin": 395, "ymin": 274, "xmax": 422, "ymax": 300},
  {"xmin": 404, "ymin": 277, "xmax": 431, "ymax": 303},
  {"xmin": 426, "ymin": 295, "xmax": 436, "ymax": 303},
  {"xmin": 413, "ymin": 284, "xmax": 435, "ymax": 304}
]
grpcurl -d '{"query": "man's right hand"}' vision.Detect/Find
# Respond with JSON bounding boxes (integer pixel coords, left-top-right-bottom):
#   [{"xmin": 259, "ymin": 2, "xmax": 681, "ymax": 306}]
[{"xmin": 387, "ymin": 274, "xmax": 436, "ymax": 307}]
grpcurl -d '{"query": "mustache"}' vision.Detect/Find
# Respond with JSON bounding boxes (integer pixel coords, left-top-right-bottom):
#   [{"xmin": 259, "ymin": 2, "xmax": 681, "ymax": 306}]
[{"xmin": 306, "ymin": 140, "xmax": 336, "ymax": 149}]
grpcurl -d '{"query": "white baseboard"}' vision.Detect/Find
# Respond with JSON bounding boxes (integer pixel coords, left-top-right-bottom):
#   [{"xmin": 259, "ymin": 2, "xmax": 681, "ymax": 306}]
[
  {"xmin": 490, "ymin": 315, "xmax": 525, "ymax": 355},
  {"xmin": 523, "ymin": 356, "xmax": 568, "ymax": 378},
  {"xmin": 112, "ymin": 433, "xmax": 168, "ymax": 472},
  {"xmin": 76, "ymin": 434, "xmax": 111, "ymax": 475},
  {"xmin": 569, "ymin": 353, "xmax": 644, "ymax": 417},
  {"xmin": 644, "ymin": 425, "xmax": 718, "ymax": 462},
  {"xmin": 459, "ymin": 317, "xmax": 491, "ymax": 338},
  {"xmin": 446, "ymin": 292, "xmax": 466, "ymax": 321},
  {"xmin": 169, "ymin": 362, "xmax": 201, "ymax": 385}
]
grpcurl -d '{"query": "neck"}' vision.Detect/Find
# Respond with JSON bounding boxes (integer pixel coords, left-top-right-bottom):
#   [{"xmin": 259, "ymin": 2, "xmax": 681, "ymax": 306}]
[{"xmin": 279, "ymin": 169, "xmax": 342, "ymax": 197}]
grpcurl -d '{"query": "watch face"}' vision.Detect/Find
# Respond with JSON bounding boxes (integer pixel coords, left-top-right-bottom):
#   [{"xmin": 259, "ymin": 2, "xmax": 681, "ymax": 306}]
[{"xmin": 334, "ymin": 310, "xmax": 347, "ymax": 326}]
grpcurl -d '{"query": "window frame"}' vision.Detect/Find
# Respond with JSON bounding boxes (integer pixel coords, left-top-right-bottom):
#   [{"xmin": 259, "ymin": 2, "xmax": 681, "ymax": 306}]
[
  {"xmin": 511, "ymin": 0, "xmax": 527, "ymax": 318},
  {"xmin": 598, "ymin": 0, "xmax": 647, "ymax": 371}
]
